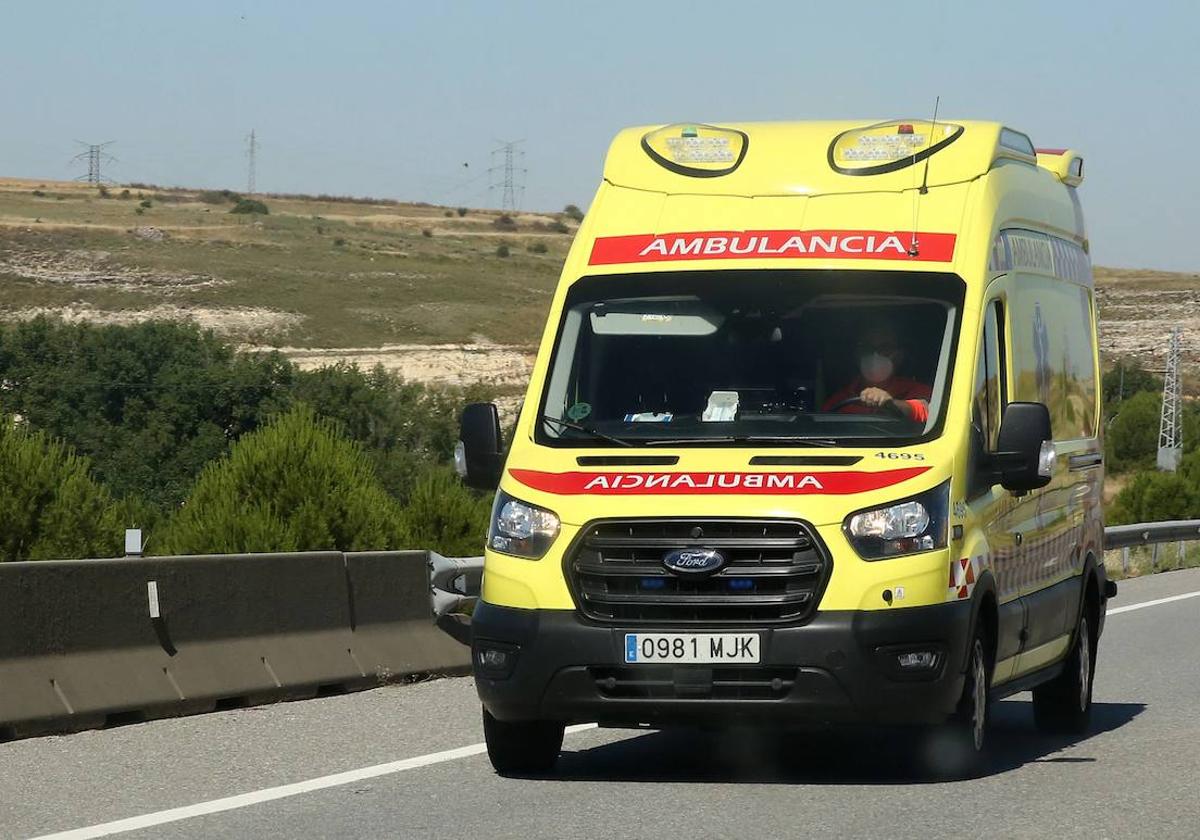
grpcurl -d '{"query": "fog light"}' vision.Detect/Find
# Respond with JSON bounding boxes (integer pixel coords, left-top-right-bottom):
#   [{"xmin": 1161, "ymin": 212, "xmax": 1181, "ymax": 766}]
[
  {"xmin": 897, "ymin": 650, "xmax": 940, "ymax": 671},
  {"xmin": 474, "ymin": 643, "xmax": 518, "ymax": 678}
]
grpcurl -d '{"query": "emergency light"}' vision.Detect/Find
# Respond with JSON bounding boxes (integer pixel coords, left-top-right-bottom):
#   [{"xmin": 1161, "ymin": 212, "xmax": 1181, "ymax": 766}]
[
  {"xmin": 642, "ymin": 123, "xmax": 748, "ymax": 177},
  {"xmin": 828, "ymin": 119, "xmax": 963, "ymax": 176}
]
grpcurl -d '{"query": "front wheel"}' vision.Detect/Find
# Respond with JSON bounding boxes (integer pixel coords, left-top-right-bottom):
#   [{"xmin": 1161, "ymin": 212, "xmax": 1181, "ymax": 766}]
[
  {"xmin": 482, "ymin": 707, "xmax": 565, "ymax": 775},
  {"xmin": 1032, "ymin": 609, "xmax": 1095, "ymax": 734},
  {"xmin": 923, "ymin": 630, "xmax": 990, "ymax": 779}
]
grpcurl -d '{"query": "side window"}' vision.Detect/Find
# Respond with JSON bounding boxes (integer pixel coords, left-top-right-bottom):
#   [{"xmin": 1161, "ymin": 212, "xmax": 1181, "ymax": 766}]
[
  {"xmin": 971, "ymin": 300, "xmax": 1006, "ymax": 452},
  {"xmin": 1009, "ymin": 276, "xmax": 1097, "ymax": 441}
]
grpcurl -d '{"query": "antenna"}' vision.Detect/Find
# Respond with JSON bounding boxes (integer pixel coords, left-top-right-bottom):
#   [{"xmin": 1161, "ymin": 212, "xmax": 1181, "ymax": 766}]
[{"xmin": 908, "ymin": 96, "xmax": 940, "ymax": 257}]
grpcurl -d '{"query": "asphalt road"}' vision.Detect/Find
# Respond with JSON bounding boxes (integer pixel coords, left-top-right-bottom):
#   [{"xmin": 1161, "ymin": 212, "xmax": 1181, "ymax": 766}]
[{"xmin": 4, "ymin": 568, "xmax": 1200, "ymax": 840}]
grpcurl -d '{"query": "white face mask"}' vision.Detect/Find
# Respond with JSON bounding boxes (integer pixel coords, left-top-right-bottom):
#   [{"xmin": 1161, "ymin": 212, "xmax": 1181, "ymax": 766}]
[{"xmin": 860, "ymin": 352, "xmax": 894, "ymax": 384}]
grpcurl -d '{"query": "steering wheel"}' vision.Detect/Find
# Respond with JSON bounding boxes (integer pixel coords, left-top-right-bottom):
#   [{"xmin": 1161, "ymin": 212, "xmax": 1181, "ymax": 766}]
[{"xmin": 826, "ymin": 395, "xmax": 907, "ymax": 417}]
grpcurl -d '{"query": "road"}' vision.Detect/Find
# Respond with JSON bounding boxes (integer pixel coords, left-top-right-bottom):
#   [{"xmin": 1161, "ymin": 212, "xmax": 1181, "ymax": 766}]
[{"xmin": 4, "ymin": 568, "xmax": 1199, "ymax": 840}]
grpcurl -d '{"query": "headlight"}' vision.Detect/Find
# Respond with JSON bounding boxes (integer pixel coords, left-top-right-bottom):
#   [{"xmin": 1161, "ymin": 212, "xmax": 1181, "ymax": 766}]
[
  {"xmin": 843, "ymin": 481, "xmax": 949, "ymax": 560},
  {"xmin": 487, "ymin": 490, "xmax": 560, "ymax": 559}
]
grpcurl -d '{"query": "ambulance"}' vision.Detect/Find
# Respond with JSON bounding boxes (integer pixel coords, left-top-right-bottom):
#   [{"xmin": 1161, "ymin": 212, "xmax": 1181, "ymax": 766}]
[{"xmin": 455, "ymin": 118, "xmax": 1113, "ymax": 777}]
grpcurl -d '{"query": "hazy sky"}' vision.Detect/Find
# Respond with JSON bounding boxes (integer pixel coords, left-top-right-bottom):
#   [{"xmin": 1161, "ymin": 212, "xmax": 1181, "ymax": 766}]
[{"xmin": 2, "ymin": 1, "xmax": 1197, "ymax": 270}]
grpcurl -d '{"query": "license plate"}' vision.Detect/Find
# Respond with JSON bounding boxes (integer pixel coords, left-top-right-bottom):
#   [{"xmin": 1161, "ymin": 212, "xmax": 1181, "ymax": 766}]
[{"xmin": 624, "ymin": 633, "xmax": 760, "ymax": 664}]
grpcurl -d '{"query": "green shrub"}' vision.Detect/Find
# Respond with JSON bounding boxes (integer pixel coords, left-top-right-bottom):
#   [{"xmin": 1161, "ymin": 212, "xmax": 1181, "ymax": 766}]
[
  {"xmin": 398, "ymin": 465, "xmax": 491, "ymax": 556},
  {"xmin": 527, "ymin": 241, "xmax": 548, "ymax": 254},
  {"xmin": 493, "ymin": 214, "xmax": 517, "ymax": 231},
  {"xmin": 495, "ymin": 243, "xmax": 510, "ymax": 258},
  {"xmin": 443, "ymin": 210, "xmax": 453, "ymax": 218},
  {"xmin": 422, "ymin": 228, "xmax": 434, "ymax": 237},
  {"xmin": 1108, "ymin": 469, "xmax": 1200, "ymax": 525},
  {"xmin": 550, "ymin": 220, "xmax": 569, "ymax": 234},
  {"xmin": 156, "ymin": 406, "xmax": 405, "ymax": 554},
  {"xmin": 456, "ymin": 207, "xmax": 468, "ymax": 217},
  {"xmin": 139, "ymin": 199, "xmax": 153, "ymax": 209},
  {"xmin": 199, "ymin": 189, "xmax": 241, "ymax": 205},
  {"xmin": 563, "ymin": 204, "xmax": 584, "ymax": 222},
  {"xmin": 334, "ymin": 237, "xmax": 347, "ymax": 247},
  {"xmin": 230, "ymin": 198, "xmax": 269, "ymax": 215},
  {"xmin": 0, "ymin": 418, "xmax": 124, "ymax": 561}
]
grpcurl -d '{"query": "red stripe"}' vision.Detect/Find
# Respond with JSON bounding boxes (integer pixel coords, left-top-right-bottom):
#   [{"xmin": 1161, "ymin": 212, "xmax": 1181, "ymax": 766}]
[
  {"xmin": 588, "ymin": 230, "xmax": 956, "ymax": 266},
  {"xmin": 508, "ymin": 467, "xmax": 930, "ymax": 496}
]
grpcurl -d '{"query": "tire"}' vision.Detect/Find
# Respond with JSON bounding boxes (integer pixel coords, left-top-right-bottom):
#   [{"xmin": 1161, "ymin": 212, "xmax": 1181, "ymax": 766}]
[
  {"xmin": 923, "ymin": 629, "xmax": 991, "ymax": 779},
  {"xmin": 1032, "ymin": 605, "xmax": 1095, "ymax": 735},
  {"xmin": 482, "ymin": 707, "xmax": 564, "ymax": 776}
]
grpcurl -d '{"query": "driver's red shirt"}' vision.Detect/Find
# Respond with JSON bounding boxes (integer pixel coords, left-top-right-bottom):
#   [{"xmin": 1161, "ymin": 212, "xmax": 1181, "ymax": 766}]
[{"xmin": 823, "ymin": 376, "xmax": 933, "ymax": 423}]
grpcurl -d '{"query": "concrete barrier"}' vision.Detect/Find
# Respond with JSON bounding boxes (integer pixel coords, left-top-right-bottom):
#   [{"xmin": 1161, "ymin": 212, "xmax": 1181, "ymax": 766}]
[
  {"xmin": 345, "ymin": 551, "xmax": 471, "ymax": 679},
  {"xmin": 0, "ymin": 550, "xmax": 469, "ymax": 740}
]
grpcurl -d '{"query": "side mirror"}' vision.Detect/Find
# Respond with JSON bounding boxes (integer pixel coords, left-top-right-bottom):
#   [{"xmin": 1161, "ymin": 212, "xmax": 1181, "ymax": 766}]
[
  {"xmin": 455, "ymin": 402, "xmax": 504, "ymax": 490},
  {"xmin": 991, "ymin": 401, "xmax": 1054, "ymax": 495}
]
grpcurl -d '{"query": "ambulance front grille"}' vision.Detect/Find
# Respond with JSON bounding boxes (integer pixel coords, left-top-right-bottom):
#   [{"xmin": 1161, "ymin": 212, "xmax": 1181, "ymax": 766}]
[{"xmin": 566, "ymin": 518, "xmax": 830, "ymax": 626}]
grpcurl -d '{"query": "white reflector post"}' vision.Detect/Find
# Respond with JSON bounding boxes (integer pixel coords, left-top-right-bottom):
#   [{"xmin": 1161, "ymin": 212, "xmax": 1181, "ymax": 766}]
[{"xmin": 125, "ymin": 528, "xmax": 143, "ymax": 556}]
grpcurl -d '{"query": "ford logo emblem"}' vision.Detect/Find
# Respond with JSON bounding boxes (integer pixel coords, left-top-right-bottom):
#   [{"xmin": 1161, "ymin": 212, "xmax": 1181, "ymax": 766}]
[{"xmin": 662, "ymin": 548, "xmax": 726, "ymax": 576}]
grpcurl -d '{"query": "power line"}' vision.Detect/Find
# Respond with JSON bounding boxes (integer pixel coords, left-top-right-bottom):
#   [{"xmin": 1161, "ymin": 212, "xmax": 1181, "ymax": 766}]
[
  {"xmin": 246, "ymin": 129, "xmax": 258, "ymax": 194},
  {"xmin": 488, "ymin": 139, "xmax": 526, "ymax": 212},
  {"xmin": 1157, "ymin": 326, "xmax": 1183, "ymax": 471},
  {"xmin": 70, "ymin": 141, "xmax": 116, "ymax": 186}
]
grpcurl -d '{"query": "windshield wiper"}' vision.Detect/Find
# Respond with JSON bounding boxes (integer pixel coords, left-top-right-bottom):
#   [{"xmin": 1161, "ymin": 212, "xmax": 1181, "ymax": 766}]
[
  {"xmin": 741, "ymin": 436, "xmax": 841, "ymax": 447},
  {"xmin": 643, "ymin": 436, "xmax": 840, "ymax": 447},
  {"xmin": 540, "ymin": 415, "xmax": 635, "ymax": 447}
]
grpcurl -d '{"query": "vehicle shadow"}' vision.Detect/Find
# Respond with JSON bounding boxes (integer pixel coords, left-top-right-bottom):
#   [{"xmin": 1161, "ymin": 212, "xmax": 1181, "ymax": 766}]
[{"xmin": 547, "ymin": 699, "xmax": 1145, "ymax": 784}]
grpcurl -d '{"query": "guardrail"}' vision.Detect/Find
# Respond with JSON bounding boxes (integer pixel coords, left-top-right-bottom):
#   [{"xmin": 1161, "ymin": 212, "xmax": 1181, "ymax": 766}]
[
  {"xmin": 0, "ymin": 550, "xmax": 470, "ymax": 741},
  {"xmin": 1104, "ymin": 519, "xmax": 1200, "ymax": 575}
]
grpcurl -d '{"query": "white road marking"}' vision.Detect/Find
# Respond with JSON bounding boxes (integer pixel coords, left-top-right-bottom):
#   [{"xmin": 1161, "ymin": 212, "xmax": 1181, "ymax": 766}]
[
  {"xmin": 31, "ymin": 585, "xmax": 1200, "ymax": 839},
  {"xmin": 1107, "ymin": 589, "xmax": 1200, "ymax": 616},
  {"xmin": 30, "ymin": 724, "xmax": 598, "ymax": 840}
]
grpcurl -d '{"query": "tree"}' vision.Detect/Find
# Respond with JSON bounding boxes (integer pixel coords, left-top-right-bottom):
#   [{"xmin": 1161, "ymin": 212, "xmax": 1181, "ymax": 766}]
[
  {"xmin": 291, "ymin": 363, "xmax": 484, "ymax": 498},
  {"xmin": 0, "ymin": 418, "xmax": 124, "ymax": 561},
  {"xmin": 0, "ymin": 318, "xmax": 296, "ymax": 509},
  {"xmin": 563, "ymin": 204, "xmax": 584, "ymax": 222},
  {"xmin": 1104, "ymin": 391, "xmax": 1160, "ymax": 473},
  {"xmin": 155, "ymin": 406, "xmax": 406, "ymax": 555},
  {"xmin": 1102, "ymin": 358, "xmax": 1161, "ymax": 417}
]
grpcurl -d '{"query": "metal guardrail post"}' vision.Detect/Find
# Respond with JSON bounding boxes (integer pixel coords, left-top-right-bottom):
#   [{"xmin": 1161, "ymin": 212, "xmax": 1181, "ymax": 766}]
[{"xmin": 1122, "ymin": 546, "xmax": 1130, "ymax": 574}]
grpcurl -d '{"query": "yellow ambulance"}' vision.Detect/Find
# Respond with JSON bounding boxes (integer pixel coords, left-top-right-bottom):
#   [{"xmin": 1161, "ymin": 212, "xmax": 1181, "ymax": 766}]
[{"xmin": 455, "ymin": 118, "xmax": 1113, "ymax": 777}]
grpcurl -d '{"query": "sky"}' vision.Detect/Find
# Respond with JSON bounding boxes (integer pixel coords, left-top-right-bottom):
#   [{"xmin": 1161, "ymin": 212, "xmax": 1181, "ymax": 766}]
[{"xmin": 1, "ymin": 0, "xmax": 1198, "ymax": 271}]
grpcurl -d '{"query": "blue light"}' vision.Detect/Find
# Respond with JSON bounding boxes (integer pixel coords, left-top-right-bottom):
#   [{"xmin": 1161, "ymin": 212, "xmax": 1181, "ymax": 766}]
[
  {"xmin": 727, "ymin": 578, "xmax": 755, "ymax": 591},
  {"xmin": 640, "ymin": 577, "xmax": 666, "ymax": 590}
]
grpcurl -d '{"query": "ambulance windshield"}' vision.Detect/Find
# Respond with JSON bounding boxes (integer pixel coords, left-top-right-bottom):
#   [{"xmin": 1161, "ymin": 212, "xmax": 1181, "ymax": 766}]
[{"xmin": 538, "ymin": 270, "xmax": 964, "ymax": 447}]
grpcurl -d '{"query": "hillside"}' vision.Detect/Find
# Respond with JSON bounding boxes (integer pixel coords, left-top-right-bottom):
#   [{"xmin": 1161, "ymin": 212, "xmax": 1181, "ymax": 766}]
[{"xmin": 1, "ymin": 177, "xmax": 1195, "ymax": 389}]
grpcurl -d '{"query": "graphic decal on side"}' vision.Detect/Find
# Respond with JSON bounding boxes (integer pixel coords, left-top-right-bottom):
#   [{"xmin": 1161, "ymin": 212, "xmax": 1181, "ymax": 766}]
[
  {"xmin": 508, "ymin": 467, "xmax": 930, "ymax": 496},
  {"xmin": 950, "ymin": 556, "xmax": 982, "ymax": 600},
  {"xmin": 588, "ymin": 230, "xmax": 956, "ymax": 265}
]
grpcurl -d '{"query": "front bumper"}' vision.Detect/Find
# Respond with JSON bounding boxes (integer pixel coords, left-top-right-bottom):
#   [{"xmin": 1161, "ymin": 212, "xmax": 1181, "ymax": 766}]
[{"xmin": 472, "ymin": 600, "xmax": 973, "ymax": 728}]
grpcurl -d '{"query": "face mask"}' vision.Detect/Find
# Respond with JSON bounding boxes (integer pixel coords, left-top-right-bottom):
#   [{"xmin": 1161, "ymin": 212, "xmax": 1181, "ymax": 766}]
[{"xmin": 860, "ymin": 352, "xmax": 894, "ymax": 384}]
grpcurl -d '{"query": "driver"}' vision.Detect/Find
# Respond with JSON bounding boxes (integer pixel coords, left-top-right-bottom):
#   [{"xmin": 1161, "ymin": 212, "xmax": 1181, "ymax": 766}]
[{"xmin": 822, "ymin": 323, "xmax": 931, "ymax": 422}]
